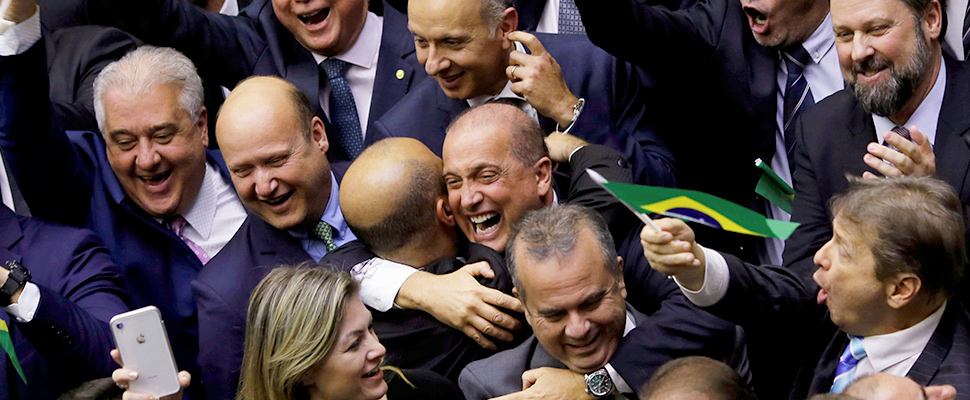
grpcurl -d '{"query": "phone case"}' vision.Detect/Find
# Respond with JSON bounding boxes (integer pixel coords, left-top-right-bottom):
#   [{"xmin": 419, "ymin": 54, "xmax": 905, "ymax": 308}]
[{"xmin": 110, "ymin": 306, "xmax": 181, "ymax": 396}]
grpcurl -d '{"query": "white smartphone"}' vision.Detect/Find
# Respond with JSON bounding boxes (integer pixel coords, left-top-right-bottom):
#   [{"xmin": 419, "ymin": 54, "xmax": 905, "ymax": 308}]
[{"xmin": 110, "ymin": 306, "xmax": 181, "ymax": 397}]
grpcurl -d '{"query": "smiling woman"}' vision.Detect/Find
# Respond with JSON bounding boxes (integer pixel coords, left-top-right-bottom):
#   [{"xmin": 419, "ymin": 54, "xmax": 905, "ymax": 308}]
[{"xmin": 236, "ymin": 265, "xmax": 463, "ymax": 400}]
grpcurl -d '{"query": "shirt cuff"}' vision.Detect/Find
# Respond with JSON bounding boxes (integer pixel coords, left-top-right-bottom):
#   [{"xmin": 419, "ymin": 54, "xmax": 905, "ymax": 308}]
[
  {"xmin": 605, "ymin": 363, "xmax": 633, "ymax": 394},
  {"xmin": 567, "ymin": 145, "xmax": 587, "ymax": 163},
  {"xmin": 673, "ymin": 246, "xmax": 729, "ymax": 307},
  {"xmin": 0, "ymin": 5, "xmax": 41, "ymax": 56},
  {"xmin": 5, "ymin": 282, "xmax": 40, "ymax": 322},
  {"xmin": 351, "ymin": 258, "xmax": 418, "ymax": 312}
]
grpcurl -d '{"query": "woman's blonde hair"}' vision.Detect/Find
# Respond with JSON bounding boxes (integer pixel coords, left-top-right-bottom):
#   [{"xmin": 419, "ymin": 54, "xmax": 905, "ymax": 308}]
[{"xmin": 236, "ymin": 264, "xmax": 359, "ymax": 400}]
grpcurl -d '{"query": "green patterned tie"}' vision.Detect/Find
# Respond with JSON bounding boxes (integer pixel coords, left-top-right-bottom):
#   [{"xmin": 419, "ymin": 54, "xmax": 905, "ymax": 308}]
[{"xmin": 310, "ymin": 221, "xmax": 338, "ymax": 251}]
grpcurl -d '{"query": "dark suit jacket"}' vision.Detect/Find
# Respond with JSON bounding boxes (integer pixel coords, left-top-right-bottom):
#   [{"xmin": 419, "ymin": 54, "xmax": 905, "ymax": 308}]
[
  {"xmin": 458, "ymin": 307, "xmax": 649, "ymax": 399},
  {"xmin": 192, "ymin": 216, "xmax": 312, "ymax": 400},
  {"xmin": 711, "ymin": 252, "xmax": 970, "ymax": 399},
  {"xmin": 0, "ymin": 41, "xmax": 311, "ymax": 400},
  {"xmin": 784, "ymin": 54, "xmax": 970, "ymax": 306},
  {"xmin": 370, "ymin": 33, "xmax": 678, "ymax": 189},
  {"xmin": 45, "ymin": 24, "xmax": 138, "ymax": 132},
  {"xmin": 0, "ymin": 206, "xmax": 130, "ymax": 400},
  {"xmin": 88, "ymin": 0, "xmax": 428, "ymax": 177},
  {"xmin": 574, "ymin": 0, "xmax": 779, "ymax": 261}
]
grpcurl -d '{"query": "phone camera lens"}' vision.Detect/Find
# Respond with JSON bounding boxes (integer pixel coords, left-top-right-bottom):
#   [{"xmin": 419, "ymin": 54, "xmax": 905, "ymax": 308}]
[{"xmin": 116, "ymin": 323, "xmax": 124, "ymax": 329}]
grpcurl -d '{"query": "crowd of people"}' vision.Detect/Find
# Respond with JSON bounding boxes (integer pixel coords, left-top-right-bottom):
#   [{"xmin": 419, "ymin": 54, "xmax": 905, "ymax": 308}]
[{"xmin": 0, "ymin": 0, "xmax": 969, "ymax": 398}]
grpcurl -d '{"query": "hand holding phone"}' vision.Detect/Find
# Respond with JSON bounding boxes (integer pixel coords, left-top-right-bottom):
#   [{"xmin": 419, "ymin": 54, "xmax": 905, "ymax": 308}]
[{"xmin": 110, "ymin": 306, "xmax": 182, "ymax": 397}]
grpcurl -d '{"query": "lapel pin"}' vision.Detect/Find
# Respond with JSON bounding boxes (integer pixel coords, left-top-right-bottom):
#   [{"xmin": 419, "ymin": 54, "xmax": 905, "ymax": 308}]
[{"xmin": 396, "ymin": 69, "xmax": 405, "ymax": 80}]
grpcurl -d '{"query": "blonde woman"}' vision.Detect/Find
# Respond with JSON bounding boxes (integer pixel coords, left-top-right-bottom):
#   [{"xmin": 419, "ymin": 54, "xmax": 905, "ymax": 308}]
[{"xmin": 236, "ymin": 265, "xmax": 462, "ymax": 400}]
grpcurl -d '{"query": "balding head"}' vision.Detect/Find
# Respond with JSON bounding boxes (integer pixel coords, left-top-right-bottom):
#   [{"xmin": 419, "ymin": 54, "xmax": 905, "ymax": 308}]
[
  {"xmin": 341, "ymin": 138, "xmax": 457, "ymax": 263},
  {"xmin": 441, "ymin": 103, "xmax": 552, "ymax": 252},
  {"xmin": 216, "ymin": 76, "xmax": 333, "ymax": 231},
  {"xmin": 845, "ymin": 374, "xmax": 956, "ymax": 400},
  {"xmin": 640, "ymin": 357, "xmax": 757, "ymax": 400}
]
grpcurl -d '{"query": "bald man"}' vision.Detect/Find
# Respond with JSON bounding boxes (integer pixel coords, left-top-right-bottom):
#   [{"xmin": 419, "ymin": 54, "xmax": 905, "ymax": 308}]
[
  {"xmin": 845, "ymin": 374, "xmax": 957, "ymax": 400},
  {"xmin": 327, "ymin": 137, "xmax": 528, "ymax": 379},
  {"xmin": 217, "ymin": 76, "xmax": 356, "ymax": 261}
]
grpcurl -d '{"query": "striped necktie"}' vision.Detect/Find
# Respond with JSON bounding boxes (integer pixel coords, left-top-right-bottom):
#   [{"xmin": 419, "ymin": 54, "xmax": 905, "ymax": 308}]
[
  {"xmin": 831, "ymin": 336, "xmax": 867, "ymax": 393},
  {"xmin": 782, "ymin": 46, "xmax": 815, "ymax": 171},
  {"xmin": 169, "ymin": 215, "xmax": 211, "ymax": 264}
]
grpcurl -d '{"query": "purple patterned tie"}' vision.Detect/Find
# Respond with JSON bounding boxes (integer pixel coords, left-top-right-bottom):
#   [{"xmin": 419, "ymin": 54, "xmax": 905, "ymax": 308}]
[
  {"xmin": 169, "ymin": 216, "xmax": 210, "ymax": 264},
  {"xmin": 886, "ymin": 125, "xmax": 912, "ymax": 153}
]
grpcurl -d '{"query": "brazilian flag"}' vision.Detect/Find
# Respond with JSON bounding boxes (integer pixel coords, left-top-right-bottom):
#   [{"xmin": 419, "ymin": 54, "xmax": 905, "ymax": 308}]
[
  {"xmin": 598, "ymin": 179, "xmax": 800, "ymax": 240},
  {"xmin": 0, "ymin": 319, "xmax": 26, "ymax": 384}
]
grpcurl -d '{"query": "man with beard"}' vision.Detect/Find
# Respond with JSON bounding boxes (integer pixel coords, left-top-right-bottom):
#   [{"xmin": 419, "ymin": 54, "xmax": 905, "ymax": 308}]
[{"xmin": 784, "ymin": 0, "xmax": 970, "ymax": 309}]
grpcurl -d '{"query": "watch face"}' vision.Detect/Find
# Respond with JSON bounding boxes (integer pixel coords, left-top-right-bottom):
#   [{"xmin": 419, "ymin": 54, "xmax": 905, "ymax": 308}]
[{"xmin": 587, "ymin": 370, "xmax": 613, "ymax": 397}]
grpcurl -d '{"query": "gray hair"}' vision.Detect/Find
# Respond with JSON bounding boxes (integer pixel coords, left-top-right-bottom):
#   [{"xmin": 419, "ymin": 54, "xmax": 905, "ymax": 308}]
[
  {"xmin": 480, "ymin": 0, "xmax": 515, "ymax": 36},
  {"xmin": 93, "ymin": 46, "xmax": 204, "ymax": 133},
  {"xmin": 507, "ymin": 204, "xmax": 620, "ymax": 301}
]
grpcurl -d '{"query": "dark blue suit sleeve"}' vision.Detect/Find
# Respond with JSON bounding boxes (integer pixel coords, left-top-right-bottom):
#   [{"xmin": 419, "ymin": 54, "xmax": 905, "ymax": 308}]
[
  {"xmin": 192, "ymin": 279, "xmax": 247, "ymax": 400},
  {"xmin": 0, "ymin": 39, "xmax": 95, "ymax": 227},
  {"xmin": 608, "ymin": 227, "xmax": 741, "ymax": 389},
  {"xmin": 14, "ymin": 223, "xmax": 130, "ymax": 379},
  {"xmin": 87, "ymin": 0, "xmax": 263, "ymax": 87}
]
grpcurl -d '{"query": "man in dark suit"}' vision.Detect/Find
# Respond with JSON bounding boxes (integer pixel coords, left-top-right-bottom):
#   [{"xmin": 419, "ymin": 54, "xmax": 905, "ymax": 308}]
[
  {"xmin": 643, "ymin": 176, "xmax": 970, "ymax": 399},
  {"xmin": 87, "ymin": 0, "xmax": 428, "ymax": 176},
  {"xmin": 332, "ymin": 137, "xmax": 528, "ymax": 380},
  {"xmin": 0, "ymin": 205, "xmax": 130, "ymax": 399},
  {"xmin": 372, "ymin": 0, "xmax": 678, "ymax": 188},
  {"xmin": 441, "ymin": 104, "xmax": 743, "ymax": 398},
  {"xmin": 784, "ymin": 0, "xmax": 970, "ymax": 308},
  {"xmin": 459, "ymin": 205, "xmax": 739, "ymax": 399},
  {"xmin": 0, "ymin": 14, "xmax": 310, "ymax": 398}
]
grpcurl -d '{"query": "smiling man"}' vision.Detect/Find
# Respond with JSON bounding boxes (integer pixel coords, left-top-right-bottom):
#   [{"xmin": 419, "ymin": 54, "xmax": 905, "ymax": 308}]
[
  {"xmin": 86, "ymin": 0, "xmax": 429, "ymax": 176},
  {"xmin": 642, "ymin": 176, "xmax": 970, "ymax": 399},
  {"xmin": 0, "ymin": 6, "xmax": 314, "ymax": 397}
]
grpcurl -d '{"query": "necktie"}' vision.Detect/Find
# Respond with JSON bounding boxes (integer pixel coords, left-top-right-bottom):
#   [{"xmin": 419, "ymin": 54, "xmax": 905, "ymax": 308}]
[
  {"xmin": 320, "ymin": 58, "xmax": 364, "ymax": 159},
  {"xmin": 558, "ymin": 0, "xmax": 586, "ymax": 34},
  {"xmin": 169, "ymin": 215, "xmax": 210, "ymax": 264},
  {"xmin": 782, "ymin": 46, "xmax": 815, "ymax": 170},
  {"xmin": 830, "ymin": 336, "xmax": 867, "ymax": 393},
  {"xmin": 310, "ymin": 220, "xmax": 339, "ymax": 252},
  {"xmin": 885, "ymin": 125, "xmax": 913, "ymax": 153},
  {"xmin": 963, "ymin": 2, "xmax": 970, "ymax": 60}
]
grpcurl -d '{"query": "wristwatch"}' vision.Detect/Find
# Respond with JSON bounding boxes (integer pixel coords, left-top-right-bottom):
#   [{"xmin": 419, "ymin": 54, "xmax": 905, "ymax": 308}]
[
  {"xmin": 0, "ymin": 260, "xmax": 31, "ymax": 307},
  {"xmin": 584, "ymin": 367, "xmax": 614, "ymax": 399}
]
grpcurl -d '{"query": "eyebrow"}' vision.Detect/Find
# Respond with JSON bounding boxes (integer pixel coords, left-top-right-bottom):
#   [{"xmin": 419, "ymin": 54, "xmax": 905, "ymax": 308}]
[{"xmin": 108, "ymin": 122, "xmax": 180, "ymax": 138}]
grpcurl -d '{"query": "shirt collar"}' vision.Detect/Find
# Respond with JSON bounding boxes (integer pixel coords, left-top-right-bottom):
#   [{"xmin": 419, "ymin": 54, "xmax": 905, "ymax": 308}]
[
  {"xmin": 859, "ymin": 301, "xmax": 946, "ymax": 372},
  {"xmin": 872, "ymin": 58, "xmax": 946, "ymax": 146},
  {"xmin": 288, "ymin": 170, "xmax": 351, "ymax": 239},
  {"xmin": 801, "ymin": 13, "xmax": 835, "ymax": 64},
  {"xmin": 310, "ymin": 12, "xmax": 382, "ymax": 69},
  {"xmin": 466, "ymin": 41, "xmax": 527, "ymax": 108},
  {"xmin": 180, "ymin": 163, "xmax": 220, "ymax": 239},
  {"xmin": 623, "ymin": 310, "xmax": 635, "ymax": 336}
]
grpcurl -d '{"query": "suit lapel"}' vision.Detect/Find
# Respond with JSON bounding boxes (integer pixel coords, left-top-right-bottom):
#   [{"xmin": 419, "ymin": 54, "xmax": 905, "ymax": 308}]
[
  {"xmin": 0, "ymin": 207, "xmax": 23, "ymax": 254},
  {"xmin": 907, "ymin": 303, "xmax": 956, "ymax": 386},
  {"xmin": 933, "ymin": 57, "xmax": 970, "ymax": 200},
  {"xmin": 366, "ymin": 2, "xmax": 417, "ymax": 138},
  {"xmin": 528, "ymin": 337, "xmax": 567, "ymax": 370}
]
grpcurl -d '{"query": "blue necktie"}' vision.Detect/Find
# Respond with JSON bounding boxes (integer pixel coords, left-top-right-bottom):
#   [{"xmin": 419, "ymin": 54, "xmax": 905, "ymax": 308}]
[
  {"xmin": 320, "ymin": 58, "xmax": 364, "ymax": 159},
  {"xmin": 558, "ymin": 0, "xmax": 586, "ymax": 34},
  {"xmin": 782, "ymin": 46, "xmax": 815, "ymax": 170},
  {"xmin": 831, "ymin": 336, "xmax": 867, "ymax": 393}
]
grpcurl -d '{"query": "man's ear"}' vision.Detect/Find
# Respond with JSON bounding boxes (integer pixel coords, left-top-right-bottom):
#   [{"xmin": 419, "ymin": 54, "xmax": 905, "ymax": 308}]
[
  {"xmin": 886, "ymin": 273, "xmax": 922, "ymax": 309},
  {"xmin": 197, "ymin": 107, "xmax": 210, "ymax": 148},
  {"xmin": 311, "ymin": 116, "xmax": 329, "ymax": 153},
  {"xmin": 499, "ymin": 8, "xmax": 519, "ymax": 50},
  {"xmin": 534, "ymin": 156, "xmax": 553, "ymax": 203},
  {"xmin": 922, "ymin": 0, "xmax": 943, "ymax": 41},
  {"xmin": 617, "ymin": 257, "xmax": 627, "ymax": 300},
  {"xmin": 436, "ymin": 196, "xmax": 455, "ymax": 227}
]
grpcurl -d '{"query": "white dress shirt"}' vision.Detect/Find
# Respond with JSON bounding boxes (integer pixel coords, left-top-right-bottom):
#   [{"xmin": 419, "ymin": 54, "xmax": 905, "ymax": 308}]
[
  {"xmin": 871, "ymin": 60, "xmax": 945, "ymax": 148},
  {"xmin": 854, "ymin": 302, "xmax": 945, "ymax": 378},
  {"xmin": 0, "ymin": 155, "xmax": 16, "ymax": 212},
  {"xmin": 765, "ymin": 14, "xmax": 843, "ymax": 265},
  {"xmin": 178, "ymin": 163, "xmax": 248, "ymax": 262},
  {"xmin": 311, "ymin": 12, "xmax": 383, "ymax": 139},
  {"xmin": 0, "ymin": 4, "xmax": 40, "ymax": 55},
  {"xmin": 535, "ymin": 0, "xmax": 560, "ymax": 34},
  {"xmin": 944, "ymin": 0, "xmax": 968, "ymax": 61}
]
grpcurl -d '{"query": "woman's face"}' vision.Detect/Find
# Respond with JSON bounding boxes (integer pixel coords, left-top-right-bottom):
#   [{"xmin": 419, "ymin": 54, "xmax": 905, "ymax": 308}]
[{"xmin": 306, "ymin": 295, "xmax": 388, "ymax": 400}]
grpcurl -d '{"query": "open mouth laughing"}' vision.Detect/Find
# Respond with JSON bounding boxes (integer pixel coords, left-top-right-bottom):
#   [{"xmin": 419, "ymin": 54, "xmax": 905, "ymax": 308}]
[
  {"xmin": 470, "ymin": 212, "xmax": 501, "ymax": 235},
  {"xmin": 139, "ymin": 170, "xmax": 172, "ymax": 186},
  {"xmin": 263, "ymin": 191, "xmax": 293, "ymax": 207},
  {"xmin": 298, "ymin": 7, "xmax": 331, "ymax": 26}
]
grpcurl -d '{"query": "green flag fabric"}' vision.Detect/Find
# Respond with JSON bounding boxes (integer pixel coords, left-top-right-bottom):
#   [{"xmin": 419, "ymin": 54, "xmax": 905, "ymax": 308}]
[
  {"xmin": 599, "ymin": 180, "xmax": 800, "ymax": 239},
  {"xmin": 754, "ymin": 158, "xmax": 795, "ymax": 213},
  {"xmin": 0, "ymin": 319, "xmax": 27, "ymax": 384}
]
